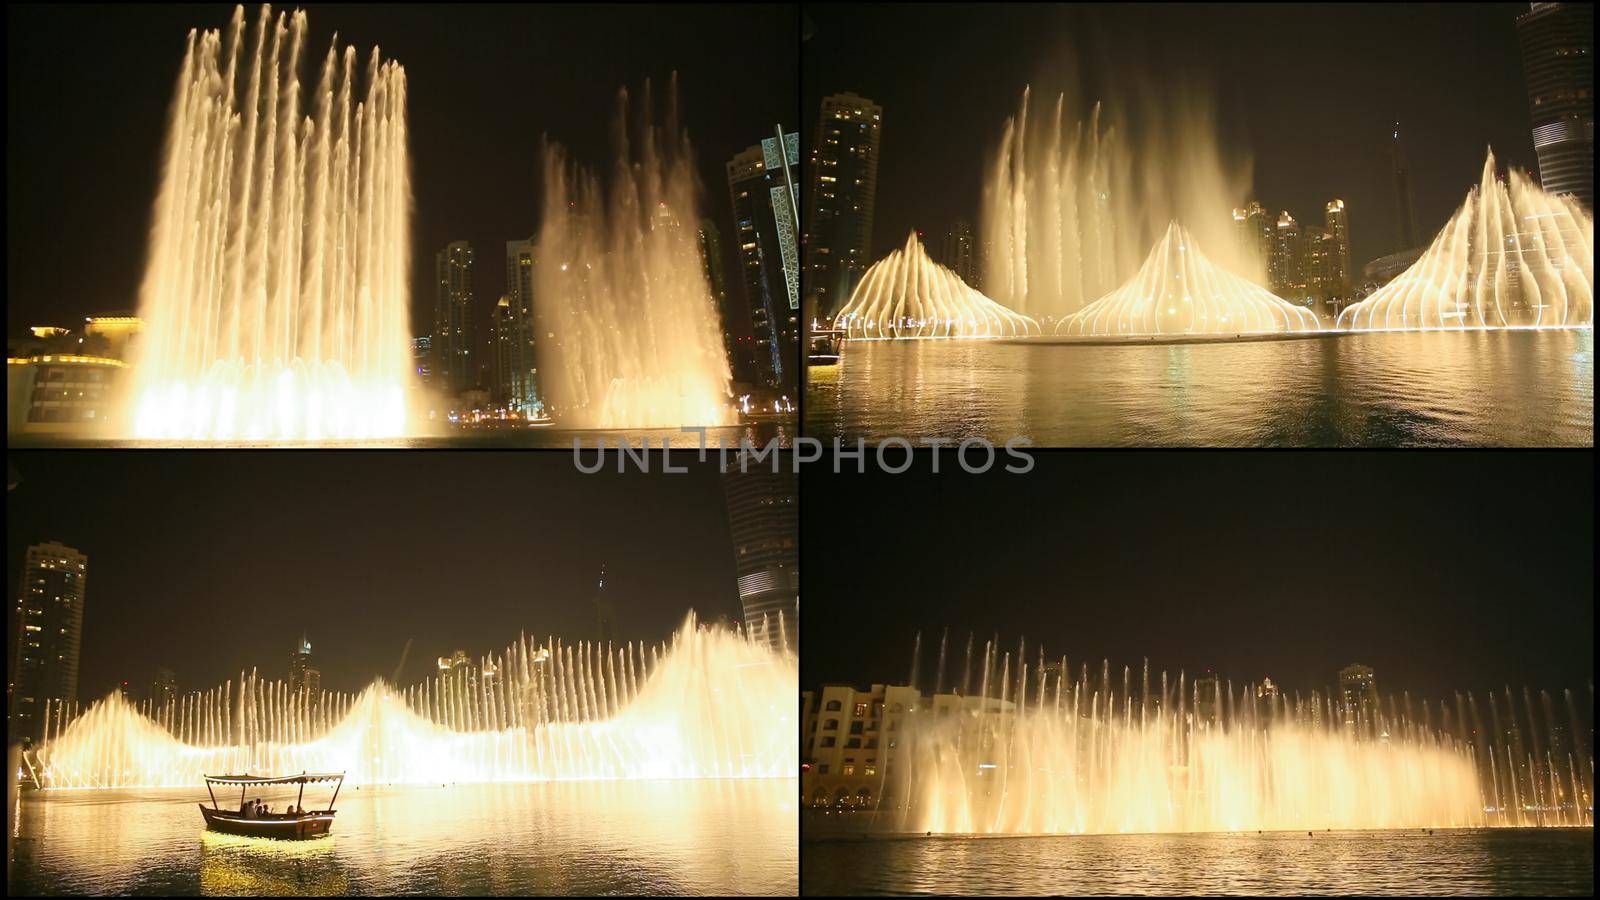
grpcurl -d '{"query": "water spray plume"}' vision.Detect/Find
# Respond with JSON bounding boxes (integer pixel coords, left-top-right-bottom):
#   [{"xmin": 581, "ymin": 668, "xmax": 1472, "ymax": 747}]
[
  {"xmin": 30, "ymin": 614, "xmax": 795, "ymax": 788},
  {"xmin": 130, "ymin": 5, "xmax": 413, "ymax": 440},
  {"xmin": 535, "ymin": 77, "xmax": 736, "ymax": 428}
]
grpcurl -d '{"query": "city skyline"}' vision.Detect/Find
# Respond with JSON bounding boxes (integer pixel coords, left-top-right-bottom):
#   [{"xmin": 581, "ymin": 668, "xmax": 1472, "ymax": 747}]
[
  {"xmin": 6, "ymin": 452, "xmax": 754, "ymax": 701},
  {"xmin": 6, "ymin": 3, "xmax": 798, "ymax": 351},
  {"xmin": 803, "ymin": 3, "xmax": 1546, "ymax": 280},
  {"xmin": 802, "ymin": 452, "xmax": 1593, "ymax": 701}
]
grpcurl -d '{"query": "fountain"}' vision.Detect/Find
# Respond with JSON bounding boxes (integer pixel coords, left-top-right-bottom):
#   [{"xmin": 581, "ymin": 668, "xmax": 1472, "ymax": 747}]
[
  {"xmin": 833, "ymin": 233, "xmax": 1040, "ymax": 339},
  {"xmin": 28, "ymin": 613, "xmax": 795, "ymax": 788},
  {"xmin": 822, "ymin": 633, "xmax": 1593, "ymax": 834},
  {"xmin": 1056, "ymin": 223, "xmax": 1322, "ymax": 337},
  {"xmin": 534, "ymin": 79, "xmax": 736, "ymax": 429},
  {"xmin": 128, "ymin": 5, "xmax": 412, "ymax": 441},
  {"xmin": 982, "ymin": 86, "xmax": 1259, "ymax": 323},
  {"xmin": 1338, "ymin": 149, "xmax": 1593, "ymax": 331}
]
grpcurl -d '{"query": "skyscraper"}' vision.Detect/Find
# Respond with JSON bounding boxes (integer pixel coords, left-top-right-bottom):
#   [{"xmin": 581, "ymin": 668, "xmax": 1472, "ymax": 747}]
[
  {"xmin": 10, "ymin": 542, "xmax": 87, "ymax": 743},
  {"xmin": 1390, "ymin": 125, "xmax": 1420, "ymax": 250},
  {"xmin": 1339, "ymin": 663, "xmax": 1379, "ymax": 736},
  {"xmin": 721, "ymin": 463, "xmax": 798, "ymax": 652},
  {"xmin": 434, "ymin": 241, "xmax": 477, "ymax": 397},
  {"xmin": 1271, "ymin": 211, "xmax": 1306, "ymax": 301},
  {"xmin": 1303, "ymin": 228, "xmax": 1335, "ymax": 309},
  {"xmin": 727, "ymin": 129, "xmax": 802, "ymax": 390},
  {"xmin": 502, "ymin": 238, "xmax": 541, "ymax": 414},
  {"xmin": 699, "ymin": 218, "xmax": 758, "ymax": 387},
  {"xmin": 940, "ymin": 220, "xmax": 977, "ymax": 285},
  {"xmin": 805, "ymin": 92, "xmax": 882, "ymax": 320},
  {"xmin": 289, "ymin": 634, "xmax": 320, "ymax": 698},
  {"xmin": 1517, "ymin": 2, "xmax": 1594, "ymax": 209},
  {"xmin": 1324, "ymin": 199, "xmax": 1353, "ymax": 302}
]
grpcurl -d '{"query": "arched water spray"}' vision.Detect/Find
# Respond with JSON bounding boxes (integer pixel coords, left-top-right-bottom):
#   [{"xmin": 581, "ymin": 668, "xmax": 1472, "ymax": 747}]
[
  {"xmin": 30, "ymin": 614, "xmax": 795, "ymax": 788},
  {"xmin": 534, "ymin": 78, "xmax": 735, "ymax": 429},
  {"xmin": 832, "ymin": 233, "xmax": 1039, "ymax": 339},
  {"xmin": 128, "ymin": 5, "xmax": 413, "ymax": 440}
]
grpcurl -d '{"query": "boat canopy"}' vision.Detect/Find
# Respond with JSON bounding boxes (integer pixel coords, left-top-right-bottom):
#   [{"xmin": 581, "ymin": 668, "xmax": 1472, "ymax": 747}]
[{"xmin": 204, "ymin": 772, "xmax": 344, "ymax": 785}]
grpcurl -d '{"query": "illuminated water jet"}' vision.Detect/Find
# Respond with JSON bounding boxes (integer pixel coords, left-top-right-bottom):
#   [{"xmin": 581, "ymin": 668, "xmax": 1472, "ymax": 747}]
[
  {"xmin": 534, "ymin": 80, "xmax": 735, "ymax": 429},
  {"xmin": 129, "ymin": 5, "xmax": 413, "ymax": 441},
  {"xmin": 29, "ymin": 614, "xmax": 794, "ymax": 788},
  {"xmin": 833, "ymin": 635, "xmax": 1593, "ymax": 834},
  {"xmin": 833, "ymin": 233, "xmax": 1040, "ymax": 339},
  {"xmin": 1056, "ymin": 223, "xmax": 1322, "ymax": 336},
  {"xmin": 983, "ymin": 86, "xmax": 1258, "ymax": 322},
  {"xmin": 1338, "ymin": 149, "xmax": 1593, "ymax": 331}
]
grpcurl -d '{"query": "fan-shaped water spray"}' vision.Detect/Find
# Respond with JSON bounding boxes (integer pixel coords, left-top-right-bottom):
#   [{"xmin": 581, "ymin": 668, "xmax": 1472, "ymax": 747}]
[
  {"xmin": 1056, "ymin": 223, "xmax": 1322, "ymax": 336},
  {"xmin": 1338, "ymin": 149, "xmax": 1593, "ymax": 331},
  {"xmin": 833, "ymin": 233, "xmax": 1040, "ymax": 339},
  {"xmin": 29, "ymin": 614, "xmax": 794, "ymax": 788},
  {"xmin": 534, "ymin": 80, "xmax": 736, "ymax": 429},
  {"xmin": 129, "ymin": 5, "xmax": 413, "ymax": 441}
]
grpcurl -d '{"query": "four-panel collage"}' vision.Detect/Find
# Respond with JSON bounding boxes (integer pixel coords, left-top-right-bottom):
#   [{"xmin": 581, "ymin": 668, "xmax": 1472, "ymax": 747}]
[{"xmin": 5, "ymin": 2, "xmax": 1593, "ymax": 898}]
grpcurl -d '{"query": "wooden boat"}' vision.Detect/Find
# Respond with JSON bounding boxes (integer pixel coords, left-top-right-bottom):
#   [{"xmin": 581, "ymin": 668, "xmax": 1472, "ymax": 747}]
[{"xmin": 199, "ymin": 772, "xmax": 344, "ymax": 840}]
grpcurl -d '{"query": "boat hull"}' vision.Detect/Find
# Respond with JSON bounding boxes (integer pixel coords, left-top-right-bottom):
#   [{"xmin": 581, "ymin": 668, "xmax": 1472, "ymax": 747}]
[{"xmin": 199, "ymin": 804, "xmax": 335, "ymax": 840}]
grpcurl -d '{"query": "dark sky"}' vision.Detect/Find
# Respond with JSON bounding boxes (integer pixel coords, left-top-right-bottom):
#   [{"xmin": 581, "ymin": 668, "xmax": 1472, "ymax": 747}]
[
  {"xmin": 803, "ymin": 2, "xmax": 1537, "ymax": 272},
  {"xmin": 802, "ymin": 452, "xmax": 1594, "ymax": 705},
  {"xmin": 7, "ymin": 3, "xmax": 798, "ymax": 352},
  {"xmin": 7, "ymin": 451, "xmax": 743, "ymax": 700}
]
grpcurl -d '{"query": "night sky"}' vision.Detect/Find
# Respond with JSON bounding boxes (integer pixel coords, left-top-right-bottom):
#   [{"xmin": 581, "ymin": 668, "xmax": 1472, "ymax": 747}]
[
  {"xmin": 802, "ymin": 452, "xmax": 1594, "ymax": 704},
  {"xmin": 7, "ymin": 451, "xmax": 744, "ymax": 700},
  {"xmin": 803, "ymin": 2, "xmax": 1537, "ymax": 273},
  {"xmin": 7, "ymin": 3, "xmax": 797, "ymax": 350}
]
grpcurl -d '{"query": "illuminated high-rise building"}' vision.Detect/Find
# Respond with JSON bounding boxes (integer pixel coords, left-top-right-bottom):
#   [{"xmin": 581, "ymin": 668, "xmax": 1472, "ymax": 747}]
[
  {"xmin": 1303, "ymin": 229, "xmax": 1335, "ymax": 309},
  {"xmin": 721, "ymin": 462, "xmax": 798, "ymax": 652},
  {"xmin": 1517, "ymin": 2, "xmax": 1593, "ymax": 209},
  {"xmin": 727, "ymin": 129, "xmax": 802, "ymax": 390},
  {"xmin": 501, "ymin": 238, "xmax": 541, "ymax": 414},
  {"xmin": 805, "ymin": 92, "xmax": 882, "ymax": 320},
  {"xmin": 9, "ymin": 542, "xmax": 87, "ymax": 743},
  {"xmin": 939, "ymin": 220, "xmax": 978, "ymax": 285},
  {"xmin": 1271, "ymin": 211, "xmax": 1306, "ymax": 301},
  {"xmin": 1232, "ymin": 201, "xmax": 1273, "ymax": 277},
  {"xmin": 434, "ymin": 241, "xmax": 477, "ymax": 397},
  {"xmin": 698, "ymin": 218, "xmax": 758, "ymax": 387},
  {"xmin": 1390, "ymin": 125, "xmax": 1421, "ymax": 250},
  {"xmin": 149, "ymin": 667, "xmax": 178, "ymax": 708},
  {"xmin": 1324, "ymin": 199, "xmax": 1353, "ymax": 301},
  {"xmin": 1339, "ymin": 663, "xmax": 1379, "ymax": 736},
  {"xmin": 288, "ymin": 634, "xmax": 320, "ymax": 698}
]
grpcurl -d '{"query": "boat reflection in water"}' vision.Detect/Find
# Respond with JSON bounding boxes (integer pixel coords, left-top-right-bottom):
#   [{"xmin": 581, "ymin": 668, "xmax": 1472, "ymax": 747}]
[{"xmin": 198, "ymin": 830, "xmax": 348, "ymax": 896}]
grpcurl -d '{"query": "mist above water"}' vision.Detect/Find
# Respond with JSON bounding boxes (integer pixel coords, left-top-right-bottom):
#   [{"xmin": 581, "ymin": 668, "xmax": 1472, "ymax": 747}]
[
  {"xmin": 981, "ymin": 80, "xmax": 1260, "ymax": 324},
  {"xmin": 534, "ymin": 79, "xmax": 735, "ymax": 429}
]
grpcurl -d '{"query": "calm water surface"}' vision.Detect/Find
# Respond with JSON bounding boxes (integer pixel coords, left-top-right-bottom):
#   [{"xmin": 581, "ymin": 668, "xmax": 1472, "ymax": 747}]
[
  {"xmin": 805, "ymin": 330, "xmax": 1593, "ymax": 447},
  {"xmin": 10, "ymin": 780, "xmax": 797, "ymax": 896},
  {"xmin": 801, "ymin": 828, "xmax": 1594, "ymax": 896}
]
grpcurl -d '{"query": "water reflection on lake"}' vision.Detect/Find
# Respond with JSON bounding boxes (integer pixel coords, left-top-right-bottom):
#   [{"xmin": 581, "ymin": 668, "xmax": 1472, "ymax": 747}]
[
  {"xmin": 11, "ymin": 780, "xmax": 797, "ymax": 896},
  {"xmin": 806, "ymin": 330, "xmax": 1593, "ymax": 447}
]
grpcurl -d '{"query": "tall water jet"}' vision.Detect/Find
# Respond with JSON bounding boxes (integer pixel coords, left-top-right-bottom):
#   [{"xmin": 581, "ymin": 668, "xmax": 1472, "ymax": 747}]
[
  {"xmin": 833, "ymin": 233, "xmax": 1039, "ymax": 339},
  {"xmin": 535, "ymin": 79, "xmax": 735, "ymax": 429},
  {"xmin": 983, "ymin": 85, "xmax": 1257, "ymax": 323},
  {"xmin": 129, "ymin": 5, "xmax": 413, "ymax": 441},
  {"xmin": 28, "ymin": 614, "xmax": 795, "ymax": 788},
  {"xmin": 823, "ymin": 633, "xmax": 1594, "ymax": 835},
  {"xmin": 1338, "ymin": 149, "xmax": 1593, "ymax": 331},
  {"xmin": 1057, "ymin": 223, "xmax": 1322, "ymax": 336}
]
